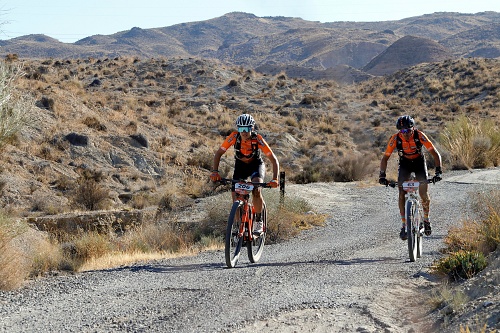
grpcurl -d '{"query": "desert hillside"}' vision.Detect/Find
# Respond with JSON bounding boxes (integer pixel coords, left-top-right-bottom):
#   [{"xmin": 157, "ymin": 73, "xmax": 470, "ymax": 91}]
[{"xmin": 1, "ymin": 55, "xmax": 499, "ymax": 218}]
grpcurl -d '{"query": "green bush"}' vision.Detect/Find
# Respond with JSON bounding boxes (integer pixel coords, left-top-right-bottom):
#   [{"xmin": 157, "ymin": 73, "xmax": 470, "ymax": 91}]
[{"xmin": 434, "ymin": 250, "xmax": 487, "ymax": 281}]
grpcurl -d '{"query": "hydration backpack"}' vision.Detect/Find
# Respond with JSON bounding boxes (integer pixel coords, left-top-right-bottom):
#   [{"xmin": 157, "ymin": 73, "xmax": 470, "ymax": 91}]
[
  {"xmin": 396, "ymin": 129, "xmax": 423, "ymax": 158},
  {"xmin": 234, "ymin": 132, "xmax": 261, "ymax": 160}
]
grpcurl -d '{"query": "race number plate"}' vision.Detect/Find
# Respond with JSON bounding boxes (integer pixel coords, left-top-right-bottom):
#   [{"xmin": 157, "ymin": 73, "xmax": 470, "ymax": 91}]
[
  {"xmin": 235, "ymin": 182, "xmax": 254, "ymax": 194},
  {"xmin": 402, "ymin": 181, "xmax": 419, "ymax": 192}
]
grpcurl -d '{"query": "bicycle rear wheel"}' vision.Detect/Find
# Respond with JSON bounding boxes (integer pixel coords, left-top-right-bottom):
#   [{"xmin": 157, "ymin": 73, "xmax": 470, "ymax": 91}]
[
  {"xmin": 406, "ymin": 200, "xmax": 418, "ymax": 262},
  {"xmin": 225, "ymin": 201, "xmax": 243, "ymax": 268},
  {"xmin": 248, "ymin": 202, "xmax": 267, "ymax": 263}
]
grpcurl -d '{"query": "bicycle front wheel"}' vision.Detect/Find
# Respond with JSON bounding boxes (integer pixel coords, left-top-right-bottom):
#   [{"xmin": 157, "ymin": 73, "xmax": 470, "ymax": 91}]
[
  {"xmin": 406, "ymin": 199, "xmax": 418, "ymax": 262},
  {"xmin": 225, "ymin": 201, "xmax": 244, "ymax": 268},
  {"xmin": 416, "ymin": 203, "xmax": 424, "ymax": 258},
  {"xmin": 248, "ymin": 202, "xmax": 267, "ymax": 263}
]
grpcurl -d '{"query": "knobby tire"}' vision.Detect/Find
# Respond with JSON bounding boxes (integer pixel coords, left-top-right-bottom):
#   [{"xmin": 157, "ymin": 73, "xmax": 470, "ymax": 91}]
[
  {"xmin": 416, "ymin": 202, "xmax": 424, "ymax": 258},
  {"xmin": 406, "ymin": 199, "xmax": 418, "ymax": 262},
  {"xmin": 225, "ymin": 201, "xmax": 244, "ymax": 268},
  {"xmin": 248, "ymin": 202, "xmax": 267, "ymax": 263}
]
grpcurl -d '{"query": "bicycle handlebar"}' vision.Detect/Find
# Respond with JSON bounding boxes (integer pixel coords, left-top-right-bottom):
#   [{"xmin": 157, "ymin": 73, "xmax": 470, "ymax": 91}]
[
  {"xmin": 217, "ymin": 178, "xmax": 272, "ymax": 188},
  {"xmin": 385, "ymin": 178, "xmax": 439, "ymax": 188}
]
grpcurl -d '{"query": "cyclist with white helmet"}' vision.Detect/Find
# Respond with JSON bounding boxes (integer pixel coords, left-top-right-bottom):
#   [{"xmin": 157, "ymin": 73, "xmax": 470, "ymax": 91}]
[
  {"xmin": 210, "ymin": 114, "xmax": 279, "ymax": 235},
  {"xmin": 379, "ymin": 115, "xmax": 442, "ymax": 240}
]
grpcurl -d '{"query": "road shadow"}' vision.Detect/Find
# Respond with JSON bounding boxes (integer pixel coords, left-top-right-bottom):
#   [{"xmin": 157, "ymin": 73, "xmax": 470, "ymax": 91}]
[
  {"xmin": 97, "ymin": 256, "xmax": 412, "ymax": 274},
  {"xmin": 99, "ymin": 261, "xmax": 224, "ymax": 274},
  {"xmin": 249, "ymin": 256, "xmax": 402, "ymax": 268}
]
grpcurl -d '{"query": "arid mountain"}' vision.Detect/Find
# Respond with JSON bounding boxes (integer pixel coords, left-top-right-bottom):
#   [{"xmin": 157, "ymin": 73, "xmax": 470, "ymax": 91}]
[
  {"xmin": 363, "ymin": 36, "xmax": 452, "ymax": 76},
  {"xmin": 440, "ymin": 23, "xmax": 500, "ymax": 58},
  {"xmin": 1, "ymin": 11, "xmax": 500, "ymax": 80}
]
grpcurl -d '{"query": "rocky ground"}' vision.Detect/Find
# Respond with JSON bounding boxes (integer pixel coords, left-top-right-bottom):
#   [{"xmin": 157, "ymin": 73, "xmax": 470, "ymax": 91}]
[{"xmin": 0, "ymin": 169, "xmax": 498, "ymax": 332}]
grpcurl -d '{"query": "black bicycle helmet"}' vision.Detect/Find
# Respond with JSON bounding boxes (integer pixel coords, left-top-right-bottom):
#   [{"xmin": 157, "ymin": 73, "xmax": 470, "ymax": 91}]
[
  {"xmin": 235, "ymin": 114, "xmax": 255, "ymax": 127},
  {"xmin": 396, "ymin": 115, "xmax": 414, "ymax": 130}
]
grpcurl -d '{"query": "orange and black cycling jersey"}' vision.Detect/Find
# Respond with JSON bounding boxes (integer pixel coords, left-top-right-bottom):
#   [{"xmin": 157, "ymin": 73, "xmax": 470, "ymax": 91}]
[
  {"xmin": 220, "ymin": 131, "xmax": 273, "ymax": 163},
  {"xmin": 384, "ymin": 130, "xmax": 435, "ymax": 160}
]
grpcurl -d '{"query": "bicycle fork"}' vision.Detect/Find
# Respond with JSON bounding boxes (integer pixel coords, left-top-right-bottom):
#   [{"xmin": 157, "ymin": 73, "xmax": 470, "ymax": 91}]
[{"xmin": 237, "ymin": 201, "xmax": 254, "ymax": 241}]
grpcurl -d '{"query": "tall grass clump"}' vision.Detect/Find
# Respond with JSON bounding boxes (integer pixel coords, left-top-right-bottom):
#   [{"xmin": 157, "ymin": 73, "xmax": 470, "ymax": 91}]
[
  {"xmin": 199, "ymin": 186, "xmax": 326, "ymax": 244},
  {"xmin": 433, "ymin": 190, "xmax": 500, "ymax": 281},
  {"xmin": 440, "ymin": 116, "xmax": 500, "ymax": 169},
  {"xmin": 0, "ymin": 212, "xmax": 28, "ymax": 290},
  {"xmin": 292, "ymin": 154, "xmax": 375, "ymax": 184},
  {"xmin": 0, "ymin": 60, "xmax": 35, "ymax": 147}
]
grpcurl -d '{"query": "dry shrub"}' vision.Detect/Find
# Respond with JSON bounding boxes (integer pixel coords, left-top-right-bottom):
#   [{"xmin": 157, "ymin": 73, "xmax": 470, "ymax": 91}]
[
  {"xmin": 29, "ymin": 238, "xmax": 63, "ymax": 277},
  {"xmin": 266, "ymin": 190, "xmax": 326, "ymax": 243},
  {"xmin": 428, "ymin": 284, "xmax": 468, "ymax": 313},
  {"xmin": 292, "ymin": 154, "xmax": 375, "ymax": 184},
  {"xmin": 122, "ymin": 221, "xmax": 193, "ymax": 254},
  {"xmin": 440, "ymin": 116, "xmax": 500, "ymax": 169},
  {"xmin": 0, "ymin": 214, "xmax": 30, "ymax": 290},
  {"xmin": 444, "ymin": 190, "xmax": 500, "ymax": 255},
  {"xmin": 60, "ymin": 231, "xmax": 112, "ymax": 271},
  {"xmin": 443, "ymin": 220, "xmax": 483, "ymax": 253},
  {"xmin": 72, "ymin": 178, "xmax": 110, "ymax": 211},
  {"xmin": 0, "ymin": 232, "xmax": 25, "ymax": 290},
  {"xmin": 197, "ymin": 186, "xmax": 325, "ymax": 245},
  {"xmin": 0, "ymin": 61, "xmax": 35, "ymax": 148},
  {"xmin": 435, "ymin": 190, "xmax": 500, "ymax": 281},
  {"xmin": 331, "ymin": 154, "xmax": 376, "ymax": 182}
]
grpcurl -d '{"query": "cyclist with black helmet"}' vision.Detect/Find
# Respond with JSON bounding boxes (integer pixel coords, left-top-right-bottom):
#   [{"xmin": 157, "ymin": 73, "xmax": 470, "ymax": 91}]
[
  {"xmin": 379, "ymin": 115, "xmax": 442, "ymax": 240},
  {"xmin": 210, "ymin": 114, "xmax": 279, "ymax": 235}
]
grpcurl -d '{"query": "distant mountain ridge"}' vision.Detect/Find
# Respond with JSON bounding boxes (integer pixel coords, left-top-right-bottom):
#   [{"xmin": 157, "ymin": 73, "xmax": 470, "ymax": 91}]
[{"xmin": 1, "ymin": 11, "xmax": 500, "ymax": 82}]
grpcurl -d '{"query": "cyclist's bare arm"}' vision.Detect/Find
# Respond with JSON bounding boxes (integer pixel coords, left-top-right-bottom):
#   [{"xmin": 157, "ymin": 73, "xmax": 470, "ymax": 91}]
[
  {"xmin": 212, "ymin": 148, "xmax": 225, "ymax": 171},
  {"xmin": 428, "ymin": 149, "xmax": 442, "ymax": 169},
  {"xmin": 263, "ymin": 151, "xmax": 279, "ymax": 180},
  {"xmin": 380, "ymin": 154, "xmax": 390, "ymax": 173}
]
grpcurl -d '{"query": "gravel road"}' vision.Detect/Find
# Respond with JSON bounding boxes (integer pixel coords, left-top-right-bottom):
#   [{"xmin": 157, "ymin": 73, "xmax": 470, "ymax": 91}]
[{"xmin": 0, "ymin": 169, "xmax": 498, "ymax": 333}]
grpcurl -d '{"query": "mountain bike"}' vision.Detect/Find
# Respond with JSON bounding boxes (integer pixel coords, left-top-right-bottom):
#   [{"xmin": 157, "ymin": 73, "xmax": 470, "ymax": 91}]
[
  {"xmin": 388, "ymin": 174, "xmax": 439, "ymax": 262},
  {"xmin": 218, "ymin": 178, "xmax": 273, "ymax": 268}
]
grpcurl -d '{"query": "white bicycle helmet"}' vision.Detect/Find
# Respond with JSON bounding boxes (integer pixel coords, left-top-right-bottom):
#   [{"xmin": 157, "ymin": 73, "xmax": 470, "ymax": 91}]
[{"xmin": 235, "ymin": 114, "xmax": 255, "ymax": 127}]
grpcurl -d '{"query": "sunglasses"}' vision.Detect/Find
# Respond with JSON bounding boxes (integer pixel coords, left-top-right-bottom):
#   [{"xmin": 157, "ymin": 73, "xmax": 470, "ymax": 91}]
[
  {"xmin": 237, "ymin": 126, "xmax": 252, "ymax": 133},
  {"xmin": 400, "ymin": 128, "xmax": 412, "ymax": 134}
]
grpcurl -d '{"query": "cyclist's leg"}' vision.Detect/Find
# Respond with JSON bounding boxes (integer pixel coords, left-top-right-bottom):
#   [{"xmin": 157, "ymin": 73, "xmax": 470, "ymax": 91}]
[
  {"xmin": 250, "ymin": 160, "xmax": 266, "ymax": 214},
  {"xmin": 232, "ymin": 159, "xmax": 252, "ymax": 202},
  {"xmin": 414, "ymin": 156, "xmax": 430, "ymax": 217},
  {"xmin": 415, "ymin": 156, "xmax": 432, "ymax": 235},
  {"xmin": 397, "ymin": 160, "xmax": 412, "ymax": 240},
  {"xmin": 398, "ymin": 160, "xmax": 412, "ymax": 219}
]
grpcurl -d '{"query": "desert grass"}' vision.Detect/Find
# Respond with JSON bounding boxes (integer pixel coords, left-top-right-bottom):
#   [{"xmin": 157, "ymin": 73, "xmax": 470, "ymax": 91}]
[
  {"xmin": 199, "ymin": 186, "xmax": 326, "ymax": 244},
  {"xmin": 0, "ymin": 185, "xmax": 320, "ymax": 283},
  {"xmin": 0, "ymin": 61, "xmax": 36, "ymax": 148},
  {"xmin": 0, "ymin": 213, "xmax": 28, "ymax": 290},
  {"xmin": 429, "ymin": 283, "xmax": 469, "ymax": 313},
  {"xmin": 440, "ymin": 116, "xmax": 500, "ymax": 169},
  {"xmin": 432, "ymin": 190, "xmax": 500, "ymax": 280}
]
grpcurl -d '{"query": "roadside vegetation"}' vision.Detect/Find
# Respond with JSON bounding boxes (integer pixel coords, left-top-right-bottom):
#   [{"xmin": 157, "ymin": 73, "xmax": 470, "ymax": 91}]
[
  {"xmin": 0, "ymin": 54, "xmax": 500, "ymax": 292},
  {"xmin": 433, "ymin": 117, "xmax": 500, "ymax": 282},
  {"xmin": 433, "ymin": 188, "xmax": 499, "ymax": 281},
  {"xmin": 0, "ymin": 185, "xmax": 322, "ymax": 289}
]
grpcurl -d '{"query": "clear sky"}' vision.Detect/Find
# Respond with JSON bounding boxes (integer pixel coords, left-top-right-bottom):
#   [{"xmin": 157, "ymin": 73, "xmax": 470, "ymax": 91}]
[{"xmin": 1, "ymin": 0, "xmax": 499, "ymax": 43}]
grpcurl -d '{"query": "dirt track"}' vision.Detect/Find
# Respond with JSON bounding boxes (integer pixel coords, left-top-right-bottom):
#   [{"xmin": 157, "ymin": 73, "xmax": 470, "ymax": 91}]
[{"xmin": 0, "ymin": 168, "xmax": 498, "ymax": 332}]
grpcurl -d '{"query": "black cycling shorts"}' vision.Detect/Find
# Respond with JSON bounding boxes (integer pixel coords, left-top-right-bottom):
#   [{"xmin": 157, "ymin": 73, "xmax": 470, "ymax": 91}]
[
  {"xmin": 398, "ymin": 155, "xmax": 428, "ymax": 184},
  {"xmin": 232, "ymin": 158, "xmax": 265, "ymax": 190}
]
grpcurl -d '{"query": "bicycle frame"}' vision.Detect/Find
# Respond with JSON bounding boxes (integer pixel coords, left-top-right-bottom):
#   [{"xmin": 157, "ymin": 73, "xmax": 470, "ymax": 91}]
[
  {"xmin": 389, "ymin": 175, "xmax": 434, "ymax": 262},
  {"xmin": 233, "ymin": 182, "xmax": 256, "ymax": 241},
  {"xmin": 220, "ymin": 178, "xmax": 272, "ymax": 268}
]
